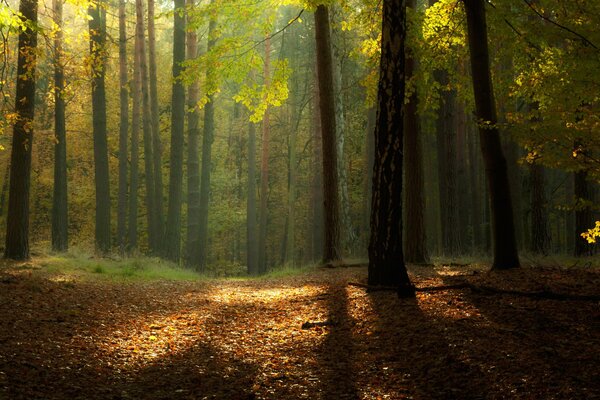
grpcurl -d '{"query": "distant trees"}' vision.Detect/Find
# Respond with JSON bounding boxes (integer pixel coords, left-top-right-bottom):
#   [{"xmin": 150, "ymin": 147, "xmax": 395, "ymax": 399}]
[
  {"xmin": 116, "ymin": 0, "xmax": 128, "ymax": 254},
  {"xmin": 4, "ymin": 0, "xmax": 38, "ymax": 260}
]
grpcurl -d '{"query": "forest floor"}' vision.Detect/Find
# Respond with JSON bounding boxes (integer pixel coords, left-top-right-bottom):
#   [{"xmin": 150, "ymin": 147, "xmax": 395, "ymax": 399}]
[{"xmin": 0, "ymin": 258, "xmax": 598, "ymax": 399}]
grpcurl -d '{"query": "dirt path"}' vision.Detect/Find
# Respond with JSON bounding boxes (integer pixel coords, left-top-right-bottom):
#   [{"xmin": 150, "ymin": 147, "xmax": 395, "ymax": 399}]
[{"xmin": 0, "ymin": 264, "xmax": 598, "ymax": 399}]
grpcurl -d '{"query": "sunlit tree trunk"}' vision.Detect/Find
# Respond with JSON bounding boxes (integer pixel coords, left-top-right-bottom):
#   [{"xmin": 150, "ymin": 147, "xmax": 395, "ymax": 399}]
[
  {"xmin": 310, "ymin": 69, "xmax": 324, "ymax": 262},
  {"xmin": 127, "ymin": 34, "xmax": 142, "ymax": 250},
  {"xmin": 52, "ymin": 0, "xmax": 68, "ymax": 253},
  {"xmin": 247, "ymin": 120, "xmax": 259, "ymax": 275},
  {"xmin": 464, "ymin": 0, "xmax": 519, "ymax": 269},
  {"xmin": 186, "ymin": 0, "xmax": 200, "ymax": 267},
  {"xmin": 116, "ymin": 0, "xmax": 128, "ymax": 254},
  {"xmin": 198, "ymin": 16, "xmax": 217, "ymax": 271},
  {"xmin": 258, "ymin": 35, "xmax": 271, "ymax": 274},
  {"xmin": 314, "ymin": 5, "xmax": 341, "ymax": 264},
  {"xmin": 88, "ymin": 0, "xmax": 111, "ymax": 254},
  {"xmin": 164, "ymin": 0, "xmax": 186, "ymax": 261},
  {"xmin": 148, "ymin": 0, "xmax": 164, "ymax": 247},
  {"xmin": 4, "ymin": 0, "xmax": 37, "ymax": 260}
]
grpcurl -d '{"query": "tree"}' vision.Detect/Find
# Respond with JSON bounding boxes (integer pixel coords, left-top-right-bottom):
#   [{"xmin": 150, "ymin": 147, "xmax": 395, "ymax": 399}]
[
  {"xmin": 164, "ymin": 0, "xmax": 186, "ymax": 261},
  {"xmin": 5, "ymin": 0, "xmax": 38, "ymax": 260},
  {"xmin": 247, "ymin": 120, "xmax": 259, "ymax": 275},
  {"xmin": 52, "ymin": 0, "xmax": 68, "ymax": 252},
  {"xmin": 403, "ymin": 0, "xmax": 428, "ymax": 264},
  {"xmin": 368, "ymin": 0, "xmax": 414, "ymax": 297},
  {"xmin": 314, "ymin": 5, "xmax": 341, "ymax": 264},
  {"xmin": 88, "ymin": 0, "xmax": 111, "ymax": 254},
  {"xmin": 116, "ymin": 0, "xmax": 129, "ymax": 253},
  {"xmin": 463, "ymin": 0, "xmax": 519, "ymax": 269}
]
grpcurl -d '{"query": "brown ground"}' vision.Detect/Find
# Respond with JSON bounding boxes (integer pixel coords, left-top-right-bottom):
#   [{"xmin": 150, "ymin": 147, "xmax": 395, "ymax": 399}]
[{"xmin": 0, "ymin": 262, "xmax": 598, "ymax": 399}]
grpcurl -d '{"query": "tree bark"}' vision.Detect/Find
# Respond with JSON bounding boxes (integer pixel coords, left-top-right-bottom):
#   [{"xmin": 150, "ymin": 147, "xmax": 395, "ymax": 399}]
[
  {"xmin": 52, "ymin": 0, "xmax": 68, "ymax": 252},
  {"xmin": 530, "ymin": 162, "xmax": 549, "ymax": 254},
  {"xmin": 247, "ymin": 120, "xmax": 259, "ymax": 275},
  {"xmin": 127, "ymin": 33, "xmax": 142, "ymax": 250},
  {"xmin": 310, "ymin": 68, "xmax": 324, "ymax": 263},
  {"xmin": 403, "ymin": 0, "xmax": 428, "ymax": 264},
  {"xmin": 464, "ymin": 0, "xmax": 519, "ymax": 269},
  {"xmin": 164, "ymin": 0, "xmax": 186, "ymax": 261},
  {"xmin": 5, "ymin": 0, "xmax": 38, "ymax": 260},
  {"xmin": 116, "ymin": 0, "xmax": 128, "ymax": 254},
  {"xmin": 88, "ymin": 0, "xmax": 111, "ymax": 255},
  {"xmin": 314, "ymin": 5, "xmax": 341, "ymax": 264},
  {"xmin": 368, "ymin": 0, "xmax": 414, "ymax": 296}
]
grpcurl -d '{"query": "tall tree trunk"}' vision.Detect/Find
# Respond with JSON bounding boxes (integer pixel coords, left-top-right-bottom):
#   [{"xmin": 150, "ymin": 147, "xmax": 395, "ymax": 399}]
[
  {"xmin": 186, "ymin": 0, "xmax": 200, "ymax": 266},
  {"xmin": 88, "ymin": 0, "xmax": 111, "ymax": 254},
  {"xmin": 247, "ymin": 120, "xmax": 259, "ymax": 275},
  {"xmin": 362, "ymin": 107, "xmax": 376, "ymax": 253},
  {"xmin": 403, "ymin": 0, "xmax": 428, "ymax": 264},
  {"xmin": 530, "ymin": 162, "xmax": 549, "ymax": 254},
  {"xmin": 314, "ymin": 5, "xmax": 341, "ymax": 264},
  {"xmin": 116, "ymin": 0, "xmax": 128, "ymax": 254},
  {"xmin": 257, "ymin": 36, "xmax": 271, "ymax": 274},
  {"xmin": 368, "ymin": 0, "xmax": 414, "ymax": 296},
  {"xmin": 311, "ymin": 71, "xmax": 324, "ymax": 262},
  {"xmin": 148, "ymin": 0, "xmax": 164, "ymax": 247},
  {"xmin": 5, "ymin": 0, "xmax": 38, "ymax": 260},
  {"xmin": 52, "ymin": 0, "xmax": 68, "ymax": 252},
  {"xmin": 574, "ymin": 170, "xmax": 592, "ymax": 256},
  {"xmin": 136, "ymin": 0, "xmax": 158, "ymax": 253},
  {"xmin": 198, "ymin": 16, "xmax": 217, "ymax": 271},
  {"xmin": 127, "ymin": 36, "xmax": 142, "ymax": 250},
  {"xmin": 464, "ymin": 0, "xmax": 519, "ymax": 269},
  {"xmin": 467, "ymin": 123, "xmax": 482, "ymax": 252},
  {"xmin": 164, "ymin": 0, "xmax": 186, "ymax": 261}
]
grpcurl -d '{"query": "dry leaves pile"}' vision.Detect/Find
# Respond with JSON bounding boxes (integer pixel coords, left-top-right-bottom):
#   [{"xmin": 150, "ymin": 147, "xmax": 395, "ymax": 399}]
[{"xmin": 0, "ymin": 263, "xmax": 598, "ymax": 399}]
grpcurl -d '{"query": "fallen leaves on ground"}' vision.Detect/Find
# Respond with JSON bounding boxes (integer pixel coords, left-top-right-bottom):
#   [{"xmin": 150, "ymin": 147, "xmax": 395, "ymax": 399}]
[{"xmin": 0, "ymin": 262, "xmax": 598, "ymax": 399}]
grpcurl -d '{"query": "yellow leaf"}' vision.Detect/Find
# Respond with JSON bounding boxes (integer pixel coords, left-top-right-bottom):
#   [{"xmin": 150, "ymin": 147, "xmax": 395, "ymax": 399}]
[{"xmin": 149, "ymin": 335, "xmax": 157, "ymax": 341}]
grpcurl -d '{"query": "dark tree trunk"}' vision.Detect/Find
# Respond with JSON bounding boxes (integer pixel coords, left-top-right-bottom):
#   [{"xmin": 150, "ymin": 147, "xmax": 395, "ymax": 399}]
[
  {"xmin": 164, "ymin": 0, "xmax": 186, "ymax": 261},
  {"xmin": 52, "ymin": 0, "xmax": 68, "ymax": 252},
  {"xmin": 247, "ymin": 121, "xmax": 259, "ymax": 275},
  {"xmin": 257, "ymin": 36, "xmax": 271, "ymax": 274},
  {"xmin": 574, "ymin": 170, "xmax": 592, "ymax": 256},
  {"xmin": 362, "ymin": 107, "xmax": 376, "ymax": 252},
  {"xmin": 403, "ymin": 0, "xmax": 428, "ymax": 264},
  {"xmin": 530, "ymin": 162, "xmax": 550, "ymax": 254},
  {"xmin": 116, "ymin": 0, "xmax": 128, "ymax": 254},
  {"xmin": 464, "ymin": 0, "xmax": 519, "ymax": 269},
  {"xmin": 88, "ymin": 0, "xmax": 111, "ymax": 254},
  {"xmin": 314, "ymin": 5, "xmax": 341, "ymax": 264},
  {"xmin": 368, "ymin": 0, "xmax": 414, "ymax": 297},
  {"xmin": 198, "ymin": 17, "xmax": 217, "ymax": 271},
  {"xmin": 5, "ymin": 0, "xmax": 38, "ymax": 260},
  {"xmin": 185, "ymin": 0, "xmax": 200, "ymax": 267},
  {"xmin": 136, "ymin": 0, "xmax": 158, "ymax": 252},
  {"xmin": 467, "ymin": 123, "xmax": 483, "ymax": 252},
  {"xmin": 148, "ymin": 0, "xmax": 164, "ymax": 247},
  {"xmin": 311, "ymin": 71, "xmax": 324, "ymax": 262}
]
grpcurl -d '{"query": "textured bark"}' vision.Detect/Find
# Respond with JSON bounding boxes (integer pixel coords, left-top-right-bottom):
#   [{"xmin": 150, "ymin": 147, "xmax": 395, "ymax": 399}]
[
  {"xmin": 310, "ymin": 71, "xmax": 324, "ymax": 262},
  {"xmin": 247, "ymin": 121, "xmax": 259, "ymax": 275},
  {"xmin": 403, "ymin": 0, "xmax": 428, "ymax": 264},
  {"xmin": 368, "ymin": 0, "xmax": 414, "ymax": 296},
  {"xmin": 127, "ymin": 35, "xmax": 142, "ymax": 250},
  {"xmin": 198, "ymin": 16, "xmax": 217, "ymax": 271},
  {"xmin": 148, "ymin": 0, "xmax": 164, "ymax": 246},
  {"xmin": 314, "ymin": 5, "xmax": 341, "ymax": 264},
  {"xmin": 185, "ymin": 0, "xmax": 200, "ymax": 267},
  {"xmin": 464, "ymin": 0, "xmax": 519, "ymax": 269},
  {"xmin": 164, "ymin": 0, "xmax": 186, "ymax": 261},
  {"xmin": 5, "ymin": 0, "xmax": 37, "ymax": 260},
  {"xmin": 530, "ymin": 162, "xmax": 550, "ymax": 254},
  {"xmin": 116, "ymin": 0, "xmax": 128, "ymax": 253},
  {"xmin": 52, "ymin": 0, "xmax": 68, "ymax": 252},
  {"xmin": 136, "ymin": 0, "xmax": 158, "ymax": 253},
  {"xmin": 257, "ymin": 36, "xmax": 271, "ymax": 274},
  {"xmin": 467, "ymin": 122, "xmax": 482, "ymax": 252},
  {"xmin": 88, "ymin": 1, "xmax": 111, "ymax": 254}
]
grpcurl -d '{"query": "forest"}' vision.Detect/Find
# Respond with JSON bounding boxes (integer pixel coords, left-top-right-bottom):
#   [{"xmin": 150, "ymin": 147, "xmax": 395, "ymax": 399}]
[{"xmin": 0, "ymin": 0, "xmax": 599, "ymax": 398}]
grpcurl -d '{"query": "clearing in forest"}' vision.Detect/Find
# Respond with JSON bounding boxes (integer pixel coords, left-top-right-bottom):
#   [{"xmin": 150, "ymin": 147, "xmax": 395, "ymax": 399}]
[{"xmin": 0, "ymin": 260, "xmax": 598, "ymax": 399}]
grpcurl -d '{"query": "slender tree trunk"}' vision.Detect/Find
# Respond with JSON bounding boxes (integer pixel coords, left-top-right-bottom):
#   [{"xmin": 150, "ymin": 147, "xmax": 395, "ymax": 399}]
[
  {"xmin": 368, "ymin": 0, "xmax": 414, "ymax": 296},
  {"xmin": 362, "ymin": 107, "xmax": 375, "ymax": 252},
  {"xmin": 314, "ymin": 5, "xmax": 341, "ymax": 264},
  {"xmin": 530, "ymin": 162, "xmax": 549, "ymax": 254},
  {"xmin": 136, "ymin": 0, "xmax": 158, "ymax": 253},
  {"xmin": 198, "ymin": 16, "xmax": 217, "ymax": 271},
  {"xmin": 464, "ymin": 0, "xmax": 519, "ymax": 269},
  {"xmin": 247, "ymin": 120, "xmax": 259, "ymax": 275},
  {"xmin": 186, "ymin": 0, "xmax": 200, "ymax": 266},
  {"xmin": 164, "ymin": 0, "xmax": 186, "ymax": 261},
  {"xmin": 574, "ymin": 170, "xmax": 592, "ymax": 256},
  {"xmin": 5, "ymin": 0, "xmax": 38, "ymax": 260},
  {"xmin": 88, "ymin": 0, "xmax": 111, "ymax": 254},
  {"xmin": 0, "ymin": 163, "xmax": 10, "ymax": 217},
  {"xmin": 311, "ymin": 71, "xmax": 324, "ymax": 262},
  {"xmin": 52, "ymin": 0, "xmax": 68, "ymax": 252},
  {"xmin": 403, "ymin": 0, "xmax": 428, "ymax": 264},
  {"xmin": 116, "ymin": 0, "xmax": 128, "ymax": 254},
  {"xmin": 467, "ymin": 123, "xmax": 482, "ymax": 252},
  {"xmin": 258, "ymin": 35, "xmax": 271, "ymax": 274},
  {"xmin": 148, "ymin": 0, "xmax": 164, "ymax": 247},
  {"xmin": 127, "ymin": 38, "xmax": 142, "ymax": 250}
]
